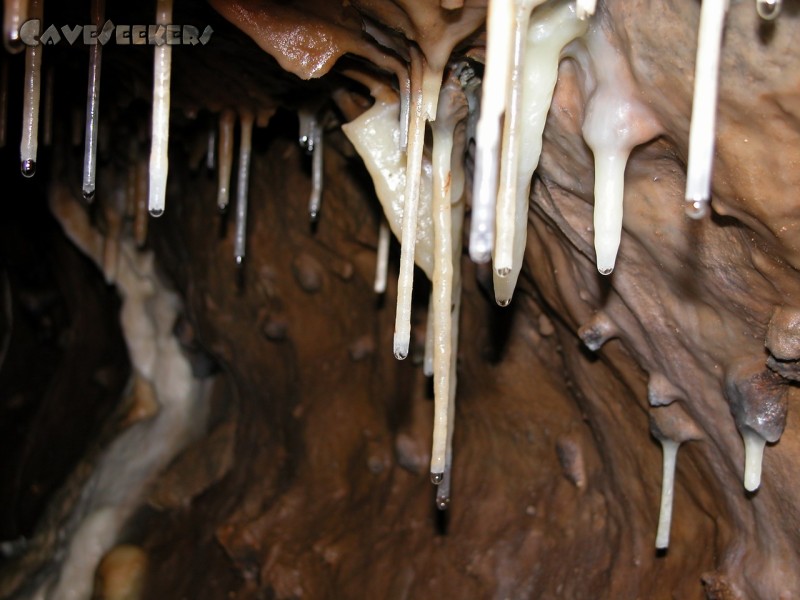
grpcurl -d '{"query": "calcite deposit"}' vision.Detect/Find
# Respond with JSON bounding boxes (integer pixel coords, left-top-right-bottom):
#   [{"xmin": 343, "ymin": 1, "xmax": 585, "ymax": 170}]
[{"xmin": 0, "ymin": 1, "xmax": 799, "ymax": 599}]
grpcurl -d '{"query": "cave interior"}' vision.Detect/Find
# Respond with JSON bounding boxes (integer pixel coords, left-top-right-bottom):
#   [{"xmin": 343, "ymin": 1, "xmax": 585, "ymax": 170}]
[{"xmin": 1, "ymin": 0, "xmax": 800, "ymax": 598}]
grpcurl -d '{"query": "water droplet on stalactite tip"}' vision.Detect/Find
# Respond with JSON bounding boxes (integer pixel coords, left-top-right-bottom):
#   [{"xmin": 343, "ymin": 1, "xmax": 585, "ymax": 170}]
[
  {"xmin": 235, "ymin": 255, "xmax": 244, "ymax": 267},
  {"xmin": 149, "ymin": 207, "xmax": 164, "ymax": 218},
  {"xmin": 20, "ymin": 159, "xmax": 35, "ymax": 177},
  {"xmin": 83, "ymin": 188, "xmax": 96, "ymax": 202},
  {"xmin": 597, "ymin": 265, "xmax": 614, "ymax": 276},
  {"xmin": 756, "ymin": 0, "xmax": 782, "ymax": 20},
  {"xmin": 496, "ymin": 298, "xmax": 511, "ymax": 307},
  {"xmin": 298, "ymin": 134, "xmax": 311, "ymax": 153},
  {"xmin": 309, "ymin": 209, "xmax": 319, "ymax": 223},
  {"xmin": 393, "ymin": 332, "xmax": 410, "ymax": 361},
  {"xmin": 577, "ymin": 0, "xmax": 598, "ymax": 20},
  {"xmin": 5, "ymin": 35, "xmax": 22, "ymax": 54},
  {"xmin": 436, "ymin": 491, "xmax": 450, "ymax": 511},
  {"xmin": 430, "ymin": 472, "xmax": 443, "ymax": 485},
  {"xmin": 685, "ymin": 199, "xmax": 709, "ymax": 220}
]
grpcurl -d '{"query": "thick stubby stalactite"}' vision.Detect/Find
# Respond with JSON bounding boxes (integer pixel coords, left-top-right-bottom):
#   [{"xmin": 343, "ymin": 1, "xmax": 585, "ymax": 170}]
[{"xmin": 0, "ymin": 1, "xmax": 799, "ymax": 599}]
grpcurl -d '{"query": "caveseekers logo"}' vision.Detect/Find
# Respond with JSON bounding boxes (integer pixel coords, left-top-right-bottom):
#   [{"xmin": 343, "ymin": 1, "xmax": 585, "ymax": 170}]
[{"xmin": 19, "ymin": 19, "xmax": 213, "ymax": 47}]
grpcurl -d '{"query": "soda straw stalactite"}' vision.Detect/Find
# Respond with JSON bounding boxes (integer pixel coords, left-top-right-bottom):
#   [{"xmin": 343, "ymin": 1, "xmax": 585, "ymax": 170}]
[
  {"xmin": 148, "ymin": 0, "xmax": 173, "ymax": 217},
  {"xmin": 20, "ymin": 0, "xmax": 43, "ymax": 178},
  {"xmin": 82, "ymin": 0, "xmax": 105, "ymax": 201}
]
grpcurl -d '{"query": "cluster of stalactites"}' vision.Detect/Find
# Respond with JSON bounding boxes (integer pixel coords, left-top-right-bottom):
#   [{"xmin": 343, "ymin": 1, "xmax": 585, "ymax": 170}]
[
  {"xmin": 340, "ymin": 0, "xmax": 618, "ymax": 507},
  {"xmin": 345, "ymin": 0, "xmax": 789, "ymax": 515},
  {"xmin": 342, "ymin": 58, "xmax": 475, "ymax": 508},
  {"xmin": 458, "ymin": 0, "xmax": 790, "ymax": 537},
  {"xmin": 2, "ymin": 0, "xmax": 287, "ymax": 268},
  {"xmin": 349, "ymin": 0, "xmax": 602, "ymax": 509},
  {"xmin": 4, "ymin": 0, "xmax": 167, "ymax": 197},
  {"xmin": 471, "ymin": 0, "xmax": 654, "ymax": 292},
  {"xmin": 3, "ymin": 0, "xmax": 791, "ymax": 528},
  {"xmin": 209, "ymin": 106, "xmax": 276, "ymax": 266},
  {"xmin": 467, "ymin": 0, "xmax": 786, "ymax": 283}
]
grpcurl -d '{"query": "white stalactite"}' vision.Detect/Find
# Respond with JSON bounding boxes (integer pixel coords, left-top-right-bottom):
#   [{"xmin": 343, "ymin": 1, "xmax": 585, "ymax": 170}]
[
  {"xmin": 217, "ymin": 109, "xmax": 235, "ymax": 211},
  {"xmin": 308, "ymin": 119, "xmax": 323, "ymax": 222},
  {"xmin": 493, "ymin": 0, "xmax": 587, "ymax": 304},
  {"xmin": 469, "ymin": 0, "xmax": 514, "ymax": 263},
  {"xmin": 374, "ymin": 219, "xmax": 391, "ymax": 294},
  {"xmin": 742, "ymin": 428, "xmax": 767, "ymax": 492},
  {"xmin": 655, "ymin": 439, "xmax": 680, "ymax": 550},
  {"xmin": 684, "ymin": 0, "xmax": 728, "ymax": 219},
  {"xmin": 83, "ymin": 0, "xmax": 105, "ymax": 200},
  {"xmin": 20, "ymin": 0, "xmax": 43, "ymax": 178},
  {"xmin": 393, "ymin": 61, "xmax": 428, "ymax": 361},
  {"xmin": 581, "ymin": 27, "xmax": 661, "ymax": 275},
  {"xmin": 147, "ymin": 0, "xmax": 173, "ymax": 217},
  {"xmin": 206, "ymin": 122, "xmax": 216, "ymax": 171},
  {"xmin": 3, "ymin": 0, "xmax": 27, "ymax": 53},
  {"xmin": 234, "ymin": 112, "xmax": 254, "ymax": 265}
]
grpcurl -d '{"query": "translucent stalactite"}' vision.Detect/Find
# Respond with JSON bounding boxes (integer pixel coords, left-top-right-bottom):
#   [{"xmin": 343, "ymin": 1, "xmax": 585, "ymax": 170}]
[
  {"xmin": 655, "ymin": 439, "xmax": 679, "ymax": 550},
  {"xmin": 3, "ymin": 0, "xmax": 27, "ymax": 53},
  {"xmin": 580, "ymin": 27, "xmax": 661, "ymax": 275},
  {"xmin": 492, "ymin": 0, "xmax": 541, "ymax": 283},
  {"xmin": 374, "ymin": 219, "xmax": 391, "ymax": 294},
  {"xmin": 393, "ymin": 51, "xmax": 427, "ymax": 360},
  {"xmin": 216, "ymin": 109, "xmax": 235, "ymax": 211},
  {"xmin": 576, "ymin": 0, "xmax": 597, "ymax": 20},
  {"xmin": 493, "ymin": 1, "xmax": 586, "ymax": 303},
  {"xmin": 147, "ymin": 0, "xmax": 173, "ymax": 217},
  {"xmin": 469, "ymin": 0, "xmax": 514, "ymax": 263},
  {"xmin": 307, "ymin": 118, "xmax": 323, "ymax": 222},
  {"xmin": 234, "ymin": 112, "xmax": 254, "ymax": 265},
  {"xmin": 206, "ymin": 122, "xmax": 216, "ymax": 171},
  {"xmin": 756, "ymin": 0, "xmax": 781, "ymax": 21},
  {"xmin": 684, "ymin": 0, "xmax": 728, "ymax": 219},
  {"xmin": 649, "ymin": 403, "xmax": 702, "ymax": 549},
  {"xmin": 428, "ymin": 73, "xmax": 467, "ymax": 491},
  {"xmin": 20, "ymin": 0, "xmax": 43, "ymax": 177},
  {"xmin": 83, "ymin": 0, "xmax": 105, "ymax": 201}
]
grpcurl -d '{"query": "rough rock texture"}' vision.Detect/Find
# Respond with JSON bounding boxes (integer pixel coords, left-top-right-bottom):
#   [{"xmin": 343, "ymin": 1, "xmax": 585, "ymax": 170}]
[{"xmin": 1, "ymin": 1, "xmax": 799, "ymax": 599}]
